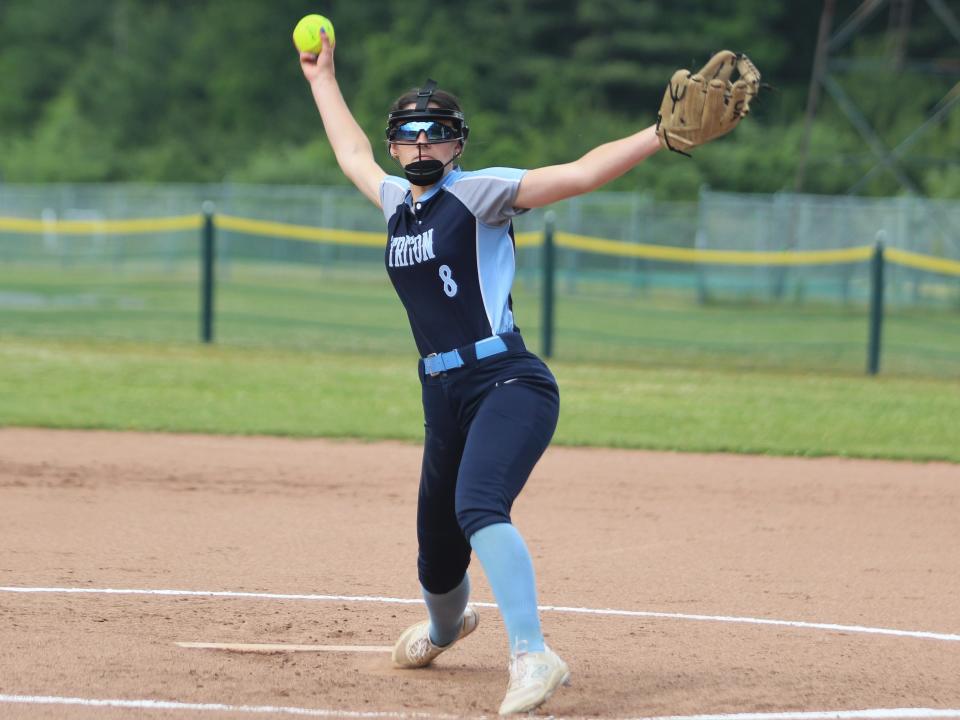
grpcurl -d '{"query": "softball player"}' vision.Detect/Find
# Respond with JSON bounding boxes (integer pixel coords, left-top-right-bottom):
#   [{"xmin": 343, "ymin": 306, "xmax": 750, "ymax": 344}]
[{"xmin": 299, "ymin": 29, "xmax": 662, "ymax": 715}]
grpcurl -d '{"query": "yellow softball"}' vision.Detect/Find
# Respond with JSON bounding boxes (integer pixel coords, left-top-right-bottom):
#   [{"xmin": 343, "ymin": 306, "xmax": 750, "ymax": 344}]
[{"xmin": 293, "ymin": 14, "xmax": 335, "ymax": 54}]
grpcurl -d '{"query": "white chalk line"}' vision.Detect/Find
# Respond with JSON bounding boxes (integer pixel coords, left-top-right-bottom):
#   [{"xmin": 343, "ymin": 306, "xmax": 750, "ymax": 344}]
[
  {"xmin": 3, "ymin": 585, "xmax": 959, "ymax": 644},
  {"xmin": 177, "ymin": 641, "xmax": 393, "ymax": 653},
  {"xmin": 1, "ymin": 696, "xmax": 960, "ymax": 720},
  {"xmin": 0, "ymin": 694, "xmax": 455, "ymax": 719},
  {"xmin": 654, "ymin": 714, "xmax": 960, "ymax": 720}
]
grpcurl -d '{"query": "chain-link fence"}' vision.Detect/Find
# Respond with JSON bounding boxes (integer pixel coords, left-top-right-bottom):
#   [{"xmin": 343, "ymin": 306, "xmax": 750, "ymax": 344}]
[{"xmin": 1, "ymin": 183, "xmax": 958, "ymax": 377}]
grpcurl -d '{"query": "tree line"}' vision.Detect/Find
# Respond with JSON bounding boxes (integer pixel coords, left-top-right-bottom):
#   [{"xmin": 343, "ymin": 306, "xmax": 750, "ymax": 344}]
[{"xmin": 0, "ymin": 0, "xmax": 957, "ymax": 198}]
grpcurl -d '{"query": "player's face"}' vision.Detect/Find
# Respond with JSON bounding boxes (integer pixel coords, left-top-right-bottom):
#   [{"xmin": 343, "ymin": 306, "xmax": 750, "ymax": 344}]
[{"xmin": 389, "ymin": 103, "xmax": 462, "ymax": 167}]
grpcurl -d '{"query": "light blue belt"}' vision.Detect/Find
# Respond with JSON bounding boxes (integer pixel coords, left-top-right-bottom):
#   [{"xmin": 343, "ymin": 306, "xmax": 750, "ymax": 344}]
[{"xmin": 423, "ymin": 336, "xmax": 509, "ymax": 376}]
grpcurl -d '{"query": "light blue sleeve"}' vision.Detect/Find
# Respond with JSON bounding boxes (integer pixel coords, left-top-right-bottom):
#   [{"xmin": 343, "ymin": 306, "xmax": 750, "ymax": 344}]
[
  {"xmin": 447, "ymin": 167, "xmax": 529, "ymax": 226},
  {"xmin": 379, "ymin": 176, "xmax": 410, "ymax": 222}
]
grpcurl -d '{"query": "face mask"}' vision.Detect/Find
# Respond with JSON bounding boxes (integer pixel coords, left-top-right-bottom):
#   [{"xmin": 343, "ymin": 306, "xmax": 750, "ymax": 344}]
[
  {"xmin": 403, "ymin": 159, "xmax": 445, "ymax": 186},
  {"xmin": 386, "ymin": 78, "xmax": 468, "ymax": 187},
  {"xmin": 400, "ymin": 145, "xmax": 460, "ymax": 186}
]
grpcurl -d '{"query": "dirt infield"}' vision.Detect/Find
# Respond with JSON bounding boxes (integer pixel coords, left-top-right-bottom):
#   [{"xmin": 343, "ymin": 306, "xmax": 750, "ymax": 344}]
[{"xmin": 1, "ymin": 428, "xmax": 959, "ymax": 719}]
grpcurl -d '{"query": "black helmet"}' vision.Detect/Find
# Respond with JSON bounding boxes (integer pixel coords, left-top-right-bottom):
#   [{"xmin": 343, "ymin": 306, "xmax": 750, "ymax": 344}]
[{"xmin": 385, "ymin": 79, "xmax": 469, "ymax": 143}]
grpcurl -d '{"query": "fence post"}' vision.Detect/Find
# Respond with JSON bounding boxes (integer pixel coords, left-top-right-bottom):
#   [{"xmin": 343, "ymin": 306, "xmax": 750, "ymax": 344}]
[
  {"xmin": 200, "ymin": 201, "xmax": 216, "ymax": 344},
  {"xmin": 541, "ymin": 211, "xmax": 556, "ymax": 358},
  {"xmin": 866, "ymin": 234, "xmax": 885, "ymax": 375},
  {"xmin": 696, "ymin": 186, "xmax": 709, "ymax": 305}
]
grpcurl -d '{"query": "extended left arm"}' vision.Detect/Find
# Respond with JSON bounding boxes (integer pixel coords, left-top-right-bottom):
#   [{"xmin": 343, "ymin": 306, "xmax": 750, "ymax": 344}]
[{"xmin": 514, "ymin": 124, "xmax": 661, "ymax": 209}]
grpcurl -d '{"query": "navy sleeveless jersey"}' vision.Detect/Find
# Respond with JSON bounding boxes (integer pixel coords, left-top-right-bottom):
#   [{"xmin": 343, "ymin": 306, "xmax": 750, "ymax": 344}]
[{"xmin": 379, "ymin": 167, "xmax": 528, "ymax": 356}]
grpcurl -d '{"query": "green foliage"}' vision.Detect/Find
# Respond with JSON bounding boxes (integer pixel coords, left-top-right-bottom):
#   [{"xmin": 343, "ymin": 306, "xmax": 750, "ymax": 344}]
[
  {"xmin": 0, "ymin": 0, "xmax": 956, "ymax": 198},
  {"xmin": 227, "ymin": 139, "xmax": 344, "ymax": 185},
  {"xmin": 0, "ymin": 93, "xmax": 116, "ymax": 181}
]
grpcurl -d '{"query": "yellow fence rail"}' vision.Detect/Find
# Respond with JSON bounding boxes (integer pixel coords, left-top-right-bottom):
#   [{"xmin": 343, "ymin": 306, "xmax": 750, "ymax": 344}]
[
  {"xmin": 0, "ymin": 214, "xmax": 202, "ymax": 234},
  {"xmin": 216, "ymin": 214, "xmax": 383, "ymax": 248},
  {"xmin": 555, "ymin": 232, "xmax": 875, "ymax": 266},
  {"xmin": 2, "ymin": 213, "xmax": 959, "ymax": 277},
  {"xmin": 885, "ymin": 248, "xmax": 960, "ymax": 277}
]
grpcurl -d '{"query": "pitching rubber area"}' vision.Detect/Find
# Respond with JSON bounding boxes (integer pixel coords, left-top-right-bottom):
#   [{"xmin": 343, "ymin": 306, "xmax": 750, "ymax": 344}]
[{"xmin": 1, "ymin": 428, "xmax": 958, "ymax": 719}]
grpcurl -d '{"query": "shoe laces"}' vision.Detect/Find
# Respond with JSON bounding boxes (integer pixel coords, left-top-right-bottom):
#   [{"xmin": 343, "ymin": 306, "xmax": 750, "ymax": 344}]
[{"xmin": 408, "ymin": 631, "xmax": 435, "ymax": 663}]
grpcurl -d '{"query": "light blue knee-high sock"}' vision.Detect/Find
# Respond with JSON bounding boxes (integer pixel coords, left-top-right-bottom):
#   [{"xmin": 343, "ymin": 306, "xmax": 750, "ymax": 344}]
[
  {"xmin": 470, "ymin": 522, "xmax": 545, "ymax": 654},
  {"xmin": 423, "ymin": 573, "xmax": 471, "ymax": 647}
]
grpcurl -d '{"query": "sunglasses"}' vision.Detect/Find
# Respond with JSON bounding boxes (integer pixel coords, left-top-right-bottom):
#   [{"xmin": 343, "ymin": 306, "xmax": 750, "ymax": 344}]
[{"xmin": 387, "ymin": 120, "xmax": 461, "ymax": 144}]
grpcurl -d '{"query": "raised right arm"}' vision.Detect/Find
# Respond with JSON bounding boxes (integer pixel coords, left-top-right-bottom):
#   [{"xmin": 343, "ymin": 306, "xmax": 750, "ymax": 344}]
[{"xmin": 298, "ymin": 31, "xmax": 386, "ymax": 207}]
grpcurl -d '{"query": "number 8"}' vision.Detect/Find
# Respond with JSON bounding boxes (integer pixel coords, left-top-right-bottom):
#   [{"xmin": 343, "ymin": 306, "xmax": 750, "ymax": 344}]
[{"xmin": 439, "ymin": 264, "xmax": 458, "ymax": 297}]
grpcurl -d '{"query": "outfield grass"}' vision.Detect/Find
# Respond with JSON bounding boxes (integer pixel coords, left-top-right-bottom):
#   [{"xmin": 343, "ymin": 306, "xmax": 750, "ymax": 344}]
[
  {"xmin": 2, "ymin": 261, "xmax": 959, "ymax": 378},
  {"xmin": 1, "ymin": 336, "xmax": 957, "ymax": 463}
]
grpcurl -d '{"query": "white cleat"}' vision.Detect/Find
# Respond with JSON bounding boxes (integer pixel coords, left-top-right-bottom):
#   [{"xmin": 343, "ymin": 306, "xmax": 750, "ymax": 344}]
[
  {"xmin": 391, "ymin": 606, "xmax": 480, "ymax": 668},
  {"xmin": 498, "ymin": 645, "xmax": 571, "ymax": 715}
]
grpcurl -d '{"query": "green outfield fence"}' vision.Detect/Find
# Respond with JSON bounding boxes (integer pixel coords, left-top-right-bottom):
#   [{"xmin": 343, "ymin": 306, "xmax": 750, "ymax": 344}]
[{"xmin": 1, "ymin": 183, "xmax": 959, "ymax": 378}]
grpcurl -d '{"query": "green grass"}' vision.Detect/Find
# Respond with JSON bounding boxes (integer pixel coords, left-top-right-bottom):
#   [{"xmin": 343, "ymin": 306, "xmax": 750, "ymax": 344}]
[
  {"xmin": 1, "ymin": 336, "xmax": 958, "ymax": 463},
  {"xmin": 2, "ymin": 260, "xmax": 959, "ymax": 377},
  {"xmin": 2, "ymin": 258, "xmax": 959, "ymax": 461}
]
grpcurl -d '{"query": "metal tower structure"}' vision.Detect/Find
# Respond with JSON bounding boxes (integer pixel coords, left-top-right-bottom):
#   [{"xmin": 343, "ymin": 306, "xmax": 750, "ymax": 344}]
[{"xmin": 794, "ymin": 0, "xmax": 960, "ymax": 197}]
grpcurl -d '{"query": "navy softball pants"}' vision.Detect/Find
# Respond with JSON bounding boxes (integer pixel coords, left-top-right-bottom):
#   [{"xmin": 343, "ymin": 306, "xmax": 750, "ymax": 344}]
[{"xmin": 416, "ymin": 342, "xmax": 560, "ymax": 595}]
